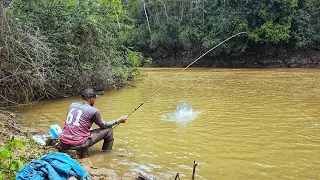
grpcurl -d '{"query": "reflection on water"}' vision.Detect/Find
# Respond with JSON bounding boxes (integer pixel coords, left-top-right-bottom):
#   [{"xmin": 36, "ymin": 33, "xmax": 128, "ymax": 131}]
[
  {"xmin": 12, "ymin": 68, "xmax": 320, "ymax": 179},
  {"xmin": 161, "ymin": 101, "xmax": 200, "ymax": 123}
]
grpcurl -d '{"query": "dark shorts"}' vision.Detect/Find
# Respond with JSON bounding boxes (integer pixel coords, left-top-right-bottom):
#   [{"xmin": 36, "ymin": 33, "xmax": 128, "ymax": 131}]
[{"xmin": 59, "ymin": 128, "xmax": 114, "ymax": 151}]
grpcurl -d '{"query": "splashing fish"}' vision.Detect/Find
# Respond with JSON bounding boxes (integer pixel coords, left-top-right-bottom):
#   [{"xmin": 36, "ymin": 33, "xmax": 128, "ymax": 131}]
[{"xmin": 161, "ymin": 101, "xmax": 199, "ymax": 122}]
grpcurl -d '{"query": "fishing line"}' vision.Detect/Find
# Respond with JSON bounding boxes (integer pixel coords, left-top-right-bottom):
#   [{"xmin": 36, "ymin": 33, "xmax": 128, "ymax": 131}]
[{"xmin": 114, "ymin": 31, "xmax": 248, "ymax": 128}]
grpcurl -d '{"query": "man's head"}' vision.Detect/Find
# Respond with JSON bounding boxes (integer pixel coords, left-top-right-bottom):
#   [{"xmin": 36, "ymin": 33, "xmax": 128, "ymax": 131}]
[{"xmin": 82, "ymin": 88, "xmax": 97, "ymax": 106}]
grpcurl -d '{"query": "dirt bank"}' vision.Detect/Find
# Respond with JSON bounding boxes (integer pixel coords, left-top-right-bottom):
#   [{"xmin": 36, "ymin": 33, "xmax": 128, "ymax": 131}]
[
  {"xmin": 0, "ymin": 111, "xmax": 54, "ymax": 160},
  {"xmin": 153, "ymin": 49, "xmax": 320, "ymax": 68},
  {"xmin": 0, "ymin": 112, "xmax": 150, "ymax": 180}
]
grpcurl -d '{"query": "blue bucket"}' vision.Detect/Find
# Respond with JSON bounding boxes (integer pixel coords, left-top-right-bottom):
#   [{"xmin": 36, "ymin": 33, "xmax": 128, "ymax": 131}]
[
  {"xmin": 49, "ymin": 124, "xmax": 62, "ymax": 139},
  {"xmin": 50, "ymin": 129, "xmax": 59, "ymax": 139}
]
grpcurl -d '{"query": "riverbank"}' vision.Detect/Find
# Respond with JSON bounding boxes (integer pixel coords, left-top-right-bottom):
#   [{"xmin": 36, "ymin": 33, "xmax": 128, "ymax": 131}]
[
  {"xmin": 0, "ymin": 111, "xmax": 149, "ymax": 180},
  {"xmin": 153, "ymin": 49, "xmax": 320, "ymax": 68}
]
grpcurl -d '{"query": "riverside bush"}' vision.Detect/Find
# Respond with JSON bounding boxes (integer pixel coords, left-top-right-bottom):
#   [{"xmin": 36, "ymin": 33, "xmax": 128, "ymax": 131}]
[{"xmin": 0, "ymin": 0, "xmax": 142, "ymax": 105}]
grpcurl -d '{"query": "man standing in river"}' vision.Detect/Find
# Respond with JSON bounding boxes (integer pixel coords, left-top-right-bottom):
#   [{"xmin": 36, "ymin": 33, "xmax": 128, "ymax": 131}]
[{"xmin": 59, "ymin": 88, "xmax": 127, "ymax": 158}]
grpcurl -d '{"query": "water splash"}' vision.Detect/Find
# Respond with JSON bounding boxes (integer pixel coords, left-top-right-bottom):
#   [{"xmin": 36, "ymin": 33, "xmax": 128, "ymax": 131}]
[{"xmin": 161, "ymin": 101, "xmax": 199, "ymax": 123}]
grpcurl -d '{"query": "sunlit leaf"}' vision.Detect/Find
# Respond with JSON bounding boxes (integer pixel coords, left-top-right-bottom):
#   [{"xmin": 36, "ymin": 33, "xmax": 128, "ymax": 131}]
[
  {"xmin": 9, "ymin": 160, "xmax": 20, "ymax": 171},
  {"xmin": 0, "ymin": 150, "xmax": 12, "ymax": 159},
  {"xmin": 0, "ymin": 174, "xmax": 8, "ymax": 180}
]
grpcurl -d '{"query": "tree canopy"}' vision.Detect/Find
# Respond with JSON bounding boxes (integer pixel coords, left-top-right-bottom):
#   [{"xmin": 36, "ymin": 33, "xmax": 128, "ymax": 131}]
[
  {"xmin": 1, "ymin": 0, "xmax": 319, "ymax": 104},
  {"xmin": 123, "ymin": 0, "xmax": 320, "ymax": 61}
]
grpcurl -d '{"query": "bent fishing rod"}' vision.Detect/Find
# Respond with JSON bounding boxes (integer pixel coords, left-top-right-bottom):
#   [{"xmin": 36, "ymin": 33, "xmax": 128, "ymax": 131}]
[{"xmin": 113, "ymin": 32, "xmax": 247, "ymax": 128}]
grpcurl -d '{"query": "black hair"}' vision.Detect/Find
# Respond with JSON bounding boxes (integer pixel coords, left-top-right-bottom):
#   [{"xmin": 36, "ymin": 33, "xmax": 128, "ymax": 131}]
[{"xmin": 82, "ymin": 88, "xmax": 96, "ymax": 100}]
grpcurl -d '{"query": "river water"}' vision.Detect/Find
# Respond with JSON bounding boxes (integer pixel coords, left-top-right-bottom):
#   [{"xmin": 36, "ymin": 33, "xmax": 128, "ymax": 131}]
[{"xmin": 14, "ymin": 68, "xmax": 320, "ymax": 179}]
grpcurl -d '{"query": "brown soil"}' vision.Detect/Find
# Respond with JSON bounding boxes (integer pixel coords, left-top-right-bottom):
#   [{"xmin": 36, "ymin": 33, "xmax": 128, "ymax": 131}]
[
  {"xmin": 0, "ymin": 112, "xmax": 152, "ymax": 180},
  {"xmin": 0, "ymin": 112, "xmax": 54, "ymax": 164}
]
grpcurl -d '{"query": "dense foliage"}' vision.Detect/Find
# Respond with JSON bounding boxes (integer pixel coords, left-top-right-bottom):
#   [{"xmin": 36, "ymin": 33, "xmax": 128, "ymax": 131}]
[
  {"xmin": 0, "ymin": 0, "xmax": 142, "ymax": 104},
  {"xmin": 122, "ymin": 0, "xmax": 320, "ymax": 62},
  {"xmin": 1, "ymin": 0, "xmax": 319, "ymax": 104}
]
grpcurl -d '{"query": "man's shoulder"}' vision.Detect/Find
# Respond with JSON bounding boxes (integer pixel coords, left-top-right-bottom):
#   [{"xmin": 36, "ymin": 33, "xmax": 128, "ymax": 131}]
[
  {"xmin": 88, "ymin": 106, "xmax": 99, "ymax": 113},
  {"xmin": 70, "ymin": 102, "xmax": 97, "ymax": 112},
  {"xmin": 70, "ymin": 102, "xmax": 84, "ymax": 109}
]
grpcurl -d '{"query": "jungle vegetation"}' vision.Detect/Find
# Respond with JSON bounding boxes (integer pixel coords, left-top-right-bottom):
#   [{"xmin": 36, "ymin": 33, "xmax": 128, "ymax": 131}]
[{"xmin": 1, "ymin": 0, "xmax": 319, "ymax": 104}]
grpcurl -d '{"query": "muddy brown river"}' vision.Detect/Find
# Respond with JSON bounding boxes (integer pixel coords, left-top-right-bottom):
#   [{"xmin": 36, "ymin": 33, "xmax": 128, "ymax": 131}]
[{"xmin": 14, "ymin": 68, "xmax": 320, "ymax": 179}]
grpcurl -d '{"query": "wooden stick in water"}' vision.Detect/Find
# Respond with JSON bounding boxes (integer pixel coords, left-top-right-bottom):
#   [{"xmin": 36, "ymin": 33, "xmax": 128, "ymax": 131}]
[{"xmin": 192, "ymin": 160, "xmax": 198, "ymax": 180}]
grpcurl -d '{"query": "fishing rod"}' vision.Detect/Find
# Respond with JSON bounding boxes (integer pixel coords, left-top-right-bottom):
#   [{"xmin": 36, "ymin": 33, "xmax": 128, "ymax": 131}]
[{"xmin": 113, "ymin": 32, "xmax": 247, "ymax": 128}]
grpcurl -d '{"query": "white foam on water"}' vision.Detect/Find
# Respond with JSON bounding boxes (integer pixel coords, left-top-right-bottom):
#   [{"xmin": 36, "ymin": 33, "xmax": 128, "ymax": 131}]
[
  {"xmin": 253, "ymin": 162, "xmax": 276, "ymax": 168},
  {"xmin": 161, "ymin": 101, "xmax": 200, "ymax": 123}
]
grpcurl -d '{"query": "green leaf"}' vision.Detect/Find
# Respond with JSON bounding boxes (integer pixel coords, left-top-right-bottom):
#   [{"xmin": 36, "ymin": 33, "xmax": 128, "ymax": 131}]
[
  {"xmin": 0, "ymin": 174, "xmax": 8, "ymax": 180},
  {"xmin": 0, "ymin": 149, "xmax": 12, "ymax": 159},
  {"xmin": 9, "ymin": 160, "xmax": 20, "ymax": 171},
  {"xmin": 19, "ymin": 155, "xmax": 25, "ymax": 163},
  {"xmin": 0, "ymin": 163, "xmax": 9, "ymax": 170},
  {"xmin": 14, "ymin": 140, "xmax": 24, "ymax": 149}
]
